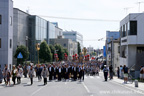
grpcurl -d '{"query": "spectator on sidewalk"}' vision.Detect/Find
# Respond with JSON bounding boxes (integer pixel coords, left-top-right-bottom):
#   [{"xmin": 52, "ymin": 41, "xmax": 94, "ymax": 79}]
[
  {"xmin": 140, "ymin": 66, "xmax": 144, "ymax": 81},
  {"xmin": 123, "ymin": 65, "xmax": 128, "ymax": 84},
  {"xmin": 109, "ymin": 65, "xmax": 113, "ymax": 80},
  {"xmin": 117, "ymin": 67, "xmax": 120, "ymax": 78},
  {"xmin": 120, "ymin": 65, "xmax": 123, "ymax": 79}
]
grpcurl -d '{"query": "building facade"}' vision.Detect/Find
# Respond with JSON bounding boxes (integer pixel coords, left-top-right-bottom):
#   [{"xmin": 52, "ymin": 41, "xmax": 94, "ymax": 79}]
[
  {"xmin": 0, "ymin": 0, "xmax": 13, "ymax": 70},
  {"xmin": 49, "ymin": 36, "xmax": 77, "ymax": 60},
  {"xmin": 106, "ymin": 31, "xmax": 120, "ymax": 66},
  {"xmin": 29, "ymin": 15, "xmax": 48, "ymax": 64},
  {"xmin": 63, "ymin": 31, "xmax": 83, "ymax": 49},
  {"xmin": 13, "ymin": 8, "xmax": 30, "ymax": 64},
  {"xmin": 120, "ymin": 13, "xmax": 144, "ymax": 78}
]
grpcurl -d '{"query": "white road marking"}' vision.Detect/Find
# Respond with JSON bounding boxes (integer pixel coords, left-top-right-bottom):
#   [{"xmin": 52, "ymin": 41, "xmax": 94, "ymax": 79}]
[
  {"xmin": 82, "ymin": 82, "xmax": 90, "ymax": 93},
  {"xmin": 82, "ymin": 82, "xmax": 93, "ymax": 96},
  {"xmin": 89, "ymin": 76, "xmax": 94, "ymax": 79},
  {"xmin": 96, "ymin": 76, "xmax": 100, "ymax": 79},
  {"xmin": 30, "ymin": 85, "xmax": 48, "ymax": 96}
]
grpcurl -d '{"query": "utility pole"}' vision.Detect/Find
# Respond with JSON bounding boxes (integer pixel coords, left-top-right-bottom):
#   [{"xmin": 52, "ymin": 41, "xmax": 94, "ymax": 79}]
[{"xmin": 136, "ymin": 2, "xmax": 144, "ymax": 12}]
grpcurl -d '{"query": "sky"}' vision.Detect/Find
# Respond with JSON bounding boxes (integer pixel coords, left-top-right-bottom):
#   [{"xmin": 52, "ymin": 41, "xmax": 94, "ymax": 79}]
[{"xmin": 13, "ymin": 0, "xmax": 144, "ymax": 49}]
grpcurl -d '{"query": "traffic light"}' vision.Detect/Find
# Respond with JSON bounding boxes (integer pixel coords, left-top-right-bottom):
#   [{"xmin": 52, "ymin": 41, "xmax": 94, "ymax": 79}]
[{"xmin": 36, "ymin": 43, "xmax": 40, "ymax": 51}]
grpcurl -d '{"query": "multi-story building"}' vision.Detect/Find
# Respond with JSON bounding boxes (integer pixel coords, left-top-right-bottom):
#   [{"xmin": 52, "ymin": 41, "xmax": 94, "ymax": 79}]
[
  {"xmin": 120, "ymin": 13, "xmax": 144, "ymax": 78},
  {"xmin": 13, "ymin": 8, "xmax": 30, "ymax": 64},
  {"xmin": 63, "ymin": 31, "xmax": 83, "ymax": 49},
  {"xmin": 49, "ymin": 36, "xmax": 77, "ymax": 60},
  {"xmin": 29, "ymin": 15, "xmax": 48, "ymax": 63},
  {"xmin": 0, "ymin": 0, "xmax": 13, "ymax": 70}
]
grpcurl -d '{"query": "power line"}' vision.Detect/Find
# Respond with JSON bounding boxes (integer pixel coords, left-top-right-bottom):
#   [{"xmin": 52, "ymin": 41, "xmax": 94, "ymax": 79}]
[{"xmin": 38, "ymin": 15, "xmax": 120, "ymax": 22}]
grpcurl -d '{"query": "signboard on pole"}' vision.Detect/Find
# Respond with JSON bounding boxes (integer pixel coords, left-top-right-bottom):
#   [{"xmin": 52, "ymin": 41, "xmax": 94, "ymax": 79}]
[{"xmin": 17, "ymin": 52, "xmax": 23, "ymax": 59}]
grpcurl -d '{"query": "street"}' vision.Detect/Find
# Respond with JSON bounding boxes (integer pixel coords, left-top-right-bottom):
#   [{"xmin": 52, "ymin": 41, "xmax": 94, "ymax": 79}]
[{"xmin": 0, "ymin": 72, "xmax": 144, "ymax": 96}]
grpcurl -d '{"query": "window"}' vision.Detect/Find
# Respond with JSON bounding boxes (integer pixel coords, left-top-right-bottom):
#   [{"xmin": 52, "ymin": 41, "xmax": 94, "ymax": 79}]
[
  {"xmin": 10, "ymin": 16, "xmax": 12, "ymax": 25},
  {"xmin": 64, "ymin": 43, "xmax": 66, "ymax": 47},
  {"xmin": 0, "ymin": 15, "xmax": 1, "ymax": 24},
  {"xmin": 129, "ymin": 21, "xmax": 137, "ymax": 35},
  {"xmin": 10, "ymin": 39, "xmax": 12, "ymax": 48},
  {"xmin": 0, "ymin": 38, "xmax": 1, "ymax": 48}
]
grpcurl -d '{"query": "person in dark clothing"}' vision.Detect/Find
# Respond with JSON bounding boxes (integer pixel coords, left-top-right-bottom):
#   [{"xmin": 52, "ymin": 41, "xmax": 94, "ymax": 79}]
[
  {"xmin": 123, "ymin": 65, "xmax": 128, "ymax": 84},
  {"xmin": 48, "ymin": 65, "xmax": 54, "ymax": 81},
  {"xmin": 37, "ymin": 65, "xmax": 42, "ymax": 81},
  {"xmin": 11, "ymin": 65, "xmax": 17, "ymax": 85},
  {"xmin": 103, "ymin": 65, "xmax": 109, "ymax": 81},
  {"xmin": 117, "ymin": 67, "xmax": 120, "ymax": 78},
  {"xmin": 58, "ymin": 66, "xmax": 62, "ymax": 81},
  {"xmin": 73, "ymin": 65, "xmax": 78, "ymax": 81},
  {"xmin": 109, "ymin": 65, "xmax": 113, "ymax": 80},
  {"xmin": 81, "ymin": 65, "xmax": 85, "ymax": 81}
]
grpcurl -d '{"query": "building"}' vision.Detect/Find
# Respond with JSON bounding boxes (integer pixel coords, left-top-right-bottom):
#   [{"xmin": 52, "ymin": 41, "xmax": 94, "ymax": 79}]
[
  {"xmin": 120, "ymin": 13, "xmax": 144, "ymax": 78},
  {"xmin": 63, "ymin": 31, "xmax": 83, "ymax": 49},
  {"xmin": 49, "ymin": 36, "xmax": 77, "ymax": 59},
  {"xmin": 87, "ymin": 46, "xmax": 94, "ymax": 55},
  {"xmin": 0, "ymin": 0, "xmax": 13, "ymax": 70},
  {"xmin": 106, "ymin": 31, "xmax": 120, "ymax": 66},
  {"xmin": 13, "ymin": 8, "xmax": 30, "ymax": 64},
  {"xmin": 107, "ymin": 40, "xmax": 120, "ymax": 74},
  {"xmin": 29, "ymin": 15, "xmax": 48, "ymax": 63}
]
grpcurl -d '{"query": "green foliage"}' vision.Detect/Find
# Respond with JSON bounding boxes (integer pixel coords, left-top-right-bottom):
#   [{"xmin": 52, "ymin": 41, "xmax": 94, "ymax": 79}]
[
  {"xmin": 49, "ymin": 44, "xmax": 55, "ymax": 61},
  {"xmin": 55, "ymin": 44, "xmax": 64, "ymax": 61},
  {"xmin": 39, "ymin": 41, "xmax": 52, "ymax": 62},
  {"xmin": 77, "ymin": 42, "xmax": 81, "ymax": 55},
  {"xmin": 14, "ymin": 45, "xmax": 29, "ymax": 65}
]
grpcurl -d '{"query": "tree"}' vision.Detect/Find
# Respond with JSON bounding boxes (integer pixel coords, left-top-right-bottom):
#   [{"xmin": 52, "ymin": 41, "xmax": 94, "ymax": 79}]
[
  {"xmin": 63, "ymin": 48, "xmax": 68, "ymax": 55},
  {"xmin": 14, "ymin": 45, "xmax": 29, "ymax": 65},
  {"xmin": 39, "ymin": 41, "xmax": 52, "ymax": 62},
  {"xmin": 49, "ymin": 44, "xmax": 55, "ymax": 61},
  {"xmin": 55, "ymin": 44, "xmax": 64, "ymax": 61},
  {"xmin": 77, "ymin": 42, "xmax": 81, "ymax": 55}
]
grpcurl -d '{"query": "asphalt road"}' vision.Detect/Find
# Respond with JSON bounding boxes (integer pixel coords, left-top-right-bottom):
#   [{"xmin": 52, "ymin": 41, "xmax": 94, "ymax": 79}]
[{"xmin": 0, "ymin": 73, "xmax": 144, "ymax": 96}]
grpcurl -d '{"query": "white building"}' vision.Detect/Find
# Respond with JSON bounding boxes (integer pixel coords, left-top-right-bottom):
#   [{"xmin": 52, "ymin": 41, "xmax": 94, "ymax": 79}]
[
  {"xmin": 0, "ymin": 0, "xmax": 13, "ymax": 70},
  {"xmin": 107, "ymin": 40, "xmax": 120, "ymax": 74},
  {"xmin": 120, "ymin": 13, "xmax": 144, "ymax": 78},
  {"xmin": 87, "ymin": 46, "xmax": 94, "ymax": 55},
  {"xmin": 63, "ymin": 31, "xmax": 83, "ymax": 49}
]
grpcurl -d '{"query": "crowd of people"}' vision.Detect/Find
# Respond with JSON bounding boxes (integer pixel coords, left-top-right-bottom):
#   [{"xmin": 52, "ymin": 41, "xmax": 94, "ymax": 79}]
[
  {"xmin": 1, "ymin": 60, "xmax": 143, "ymax": 86},
  {"xmin": 0, "ymin": 61, "xmax": 101, "ymax": 86}
]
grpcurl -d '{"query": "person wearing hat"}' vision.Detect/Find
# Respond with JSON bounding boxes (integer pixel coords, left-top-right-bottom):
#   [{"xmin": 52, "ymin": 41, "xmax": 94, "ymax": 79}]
[{"xmin": 103, "ymin": 65, "xmax": 109, "ymax": 81}]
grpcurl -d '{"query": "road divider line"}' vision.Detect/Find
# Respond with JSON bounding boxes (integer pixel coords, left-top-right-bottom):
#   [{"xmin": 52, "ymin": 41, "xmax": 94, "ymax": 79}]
[
  {"xmin": 82, "ymin": 82, "xmax": 90, "ymax": 93},
  {"xmin": 30, "ymin": 84, "xmax": 47, "ymax": 96}
]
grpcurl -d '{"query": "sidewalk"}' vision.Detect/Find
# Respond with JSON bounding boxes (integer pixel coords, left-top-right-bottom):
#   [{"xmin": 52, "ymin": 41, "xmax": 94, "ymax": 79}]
[{"xmin": 112, "ymin": 76, "xmax": 144, "ymax": 92}]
